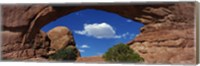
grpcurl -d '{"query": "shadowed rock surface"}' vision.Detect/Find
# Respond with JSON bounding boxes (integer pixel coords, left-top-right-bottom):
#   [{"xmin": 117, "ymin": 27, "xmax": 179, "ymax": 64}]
[
  {"xmin": 1, "ymin": 2, "xmax": 196, "ymax": 64},
  {"xmin": 2, "ymin": 30, "xmax": 50, "ymax": 60}
]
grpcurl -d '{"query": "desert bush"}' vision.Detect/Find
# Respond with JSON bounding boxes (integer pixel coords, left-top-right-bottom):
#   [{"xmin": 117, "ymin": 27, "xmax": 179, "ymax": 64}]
[
  {"xmin": 49, "ymin": 46, "xmax": 78, "ymax": 61},
  {"xmin": 103, "ymin": 43, "xmax": 144, "ymax": 63}
]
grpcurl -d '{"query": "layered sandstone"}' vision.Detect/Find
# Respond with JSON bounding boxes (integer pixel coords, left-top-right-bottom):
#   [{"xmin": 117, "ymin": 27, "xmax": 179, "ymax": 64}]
[
  {"xmin": 2, "ymin": 30, "xmax": 50, "ymax": 60},
  {"xmin": 1, "ymin": 2, "xmax": 196, "ymax": 64},
  {"xmin": 128, "ymin": 3, "xmax": 196, "ymax": 64}
]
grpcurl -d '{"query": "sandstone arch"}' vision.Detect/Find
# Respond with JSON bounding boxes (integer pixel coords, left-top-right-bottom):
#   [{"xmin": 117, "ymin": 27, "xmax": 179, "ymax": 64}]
[{"xmin": 2, "ymin": 2, "xmax": 196, "ymax": 64}]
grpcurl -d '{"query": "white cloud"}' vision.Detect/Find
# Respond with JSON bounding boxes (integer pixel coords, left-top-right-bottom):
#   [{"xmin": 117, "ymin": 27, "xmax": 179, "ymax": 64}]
[
  {"xmin": 129, "ymin": 34, "xmax": 135, "ymax": 39},
  {"xmin": 75, "ymin": 22, "xmax": 136, "ymax": 39},
  {"xmin": 81, "ymin": 44, "xmax": 90, "ymax": 48},
  {"xmin": 75, "ymin": 22, "xmax": 121, "ymax": 39},
  {"xmin": 79, "ymin": 49, "xmax": 85, "ymax": 53},
  {"xmin": 121, "ymin": 32, "xmax": 129, "ymax": 39},
  {"xmin": 126, "ymin": 19, "xmax": 133, "ymax": 22}
]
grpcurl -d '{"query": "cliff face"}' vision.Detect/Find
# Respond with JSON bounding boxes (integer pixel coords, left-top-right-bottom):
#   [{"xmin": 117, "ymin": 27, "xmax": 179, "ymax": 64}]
[
  {"xmin": 127, "ymin": 3, "xmax": 196, "ymax": 64},
  {"xmin": 2, "ymin": 5, "xmax": 80, "ymax": 60},
  {"xmin": 1, "ymin": 2, "xmax": 196, "ymax": 64}
]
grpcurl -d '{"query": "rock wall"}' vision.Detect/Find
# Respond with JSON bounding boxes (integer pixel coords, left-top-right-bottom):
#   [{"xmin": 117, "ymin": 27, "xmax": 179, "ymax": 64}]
[
  {"xmin": 1, "ymin": 2, "xmax": 196, "ymax": 64},
  {"xmin": 128, "ymin": 3, "xmax": 196, "ymax": 64},
  {"xmin": 2, "ymin": 5, "xmax": 80, "ymax": 60}
]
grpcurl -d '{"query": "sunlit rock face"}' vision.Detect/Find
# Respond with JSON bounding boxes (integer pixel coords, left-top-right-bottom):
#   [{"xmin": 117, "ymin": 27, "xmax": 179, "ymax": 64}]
[
  {"xmin": 2, "ymin": 2, "xmax": 196, "ymax": 64},
  {"xmin": 47, "ymin": 26, "xmax": 75, "ymax": 51},
  {"xmin": 128, "ymin": 3, "xmax": 196, "ymax": 64},
  {"xmin": 47, "ymin": 26, "xmax": 80, "ymax": 57}
]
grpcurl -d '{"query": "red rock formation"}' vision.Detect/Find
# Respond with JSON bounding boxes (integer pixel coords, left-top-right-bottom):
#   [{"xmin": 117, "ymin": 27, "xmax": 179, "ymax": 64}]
[
  {"xmin": 1, "ymin": 2, "xmax": 197, "ymax": 64},
  {"xmin": 47, "ymin": 26, "xmax": 75, "ymax": 51},
  {"xmin": 2, "ymin": 30, "xmax": 50, "ymax": 60},
  {"xmin": 76, "ymin": 56, "xmax": 105, "ymax": 63},
  {"xmin": 128, "ymin": 3, "xmax": 196, "ymax": 64},
  {"xmin": 47, "ymin": 26, "xmax": 80, "ymax": 57}
]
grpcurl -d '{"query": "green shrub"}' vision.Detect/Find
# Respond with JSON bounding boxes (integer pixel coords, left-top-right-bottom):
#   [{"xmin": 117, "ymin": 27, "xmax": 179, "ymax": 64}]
[
  {"xmin": 103, "ymin": 43, "xmax": 144, "ymax": 63},
  {"xmin": 49, "ymin": 46, "xmax": 78, "ymax": 61}
]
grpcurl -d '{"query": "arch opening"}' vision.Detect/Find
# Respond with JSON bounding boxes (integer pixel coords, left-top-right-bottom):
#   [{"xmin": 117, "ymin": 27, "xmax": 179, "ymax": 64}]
[{"xmin": 41, "ymin": 9, "xmax": 144, "ymax": 57}]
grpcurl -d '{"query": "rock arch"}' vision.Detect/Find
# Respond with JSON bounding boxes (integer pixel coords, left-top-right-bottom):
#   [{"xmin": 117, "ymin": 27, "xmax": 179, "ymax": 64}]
[{"xmin": 2, "ymin": 2, "xmax": 196, "ymax": 64}]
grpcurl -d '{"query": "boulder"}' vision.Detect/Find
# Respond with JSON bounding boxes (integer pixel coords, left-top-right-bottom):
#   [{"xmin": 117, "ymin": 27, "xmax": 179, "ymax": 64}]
[{"xmin": 47, "ymin": 26, "xmax": 75, "ymax": 51}]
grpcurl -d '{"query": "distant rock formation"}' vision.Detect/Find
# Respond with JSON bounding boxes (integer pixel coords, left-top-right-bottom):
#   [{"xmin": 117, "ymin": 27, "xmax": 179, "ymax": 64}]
[{"xmin": 76, "ymin": 56, "xmax": 105, "ymax": 63}]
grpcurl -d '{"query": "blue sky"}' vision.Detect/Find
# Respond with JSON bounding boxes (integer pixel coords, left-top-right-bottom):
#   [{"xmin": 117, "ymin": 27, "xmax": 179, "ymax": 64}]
[{"xmin": 41, "ymin": 9, "xmax": 144, "ymax": 57}]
